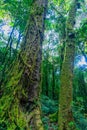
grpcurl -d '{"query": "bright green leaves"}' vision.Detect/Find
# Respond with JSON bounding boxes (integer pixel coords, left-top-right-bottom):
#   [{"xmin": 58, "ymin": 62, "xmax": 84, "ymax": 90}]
[
  {"xmin": 0, "ymin": 0, "xmax": 33, "ymax": 34},
  {"xmin": 45, "ymin": 19, "xmax": 56, "ymax": 30},
  {"xmin": 76, "ymin": 18, "xmax": 87, "ymax": 49},
  {"xmin": 52, "ymin": 0, "xmax": 72, "ymax": 12}
]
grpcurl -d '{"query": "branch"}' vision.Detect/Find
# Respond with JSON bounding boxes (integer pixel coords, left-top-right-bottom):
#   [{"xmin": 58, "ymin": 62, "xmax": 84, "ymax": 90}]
[{"xmin": 50, "ymin": 3, "xmax": 64, "ymax": 17}]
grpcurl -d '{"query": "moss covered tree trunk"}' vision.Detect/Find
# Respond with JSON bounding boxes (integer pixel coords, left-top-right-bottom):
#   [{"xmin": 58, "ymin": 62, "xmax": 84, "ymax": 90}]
[
  {"xmin": 58, "ymin": 0, "xmax": 77, "ymax": 130},
  {"xmin": 19, "ymin": 0, "xmax": 48, "ymax": 129},
  {"xmin": 0, "ymin": 0, "xmax": 48, "ymax": 130}
]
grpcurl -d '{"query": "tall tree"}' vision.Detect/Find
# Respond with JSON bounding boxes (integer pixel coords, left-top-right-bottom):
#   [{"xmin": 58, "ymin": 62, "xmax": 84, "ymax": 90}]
[
  {"xmin": 58, "ymin": 0, "xmax": 77, "ymax": 130},
  {"xmin": 0, "ymin": 0, "xmax": 48, "ymax": 129}
]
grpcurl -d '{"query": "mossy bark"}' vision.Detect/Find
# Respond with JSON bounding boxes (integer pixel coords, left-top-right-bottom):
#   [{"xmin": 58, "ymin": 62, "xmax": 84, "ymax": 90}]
[
  {"xmin": 58, "ymin": 0, "xmax": 77, "ymax": 130},
  {"xmin": 0, "ymin": 0, "xmax": 48, "ymax": 130},
  {"xmin": 19, "ymin": 0, "xmax": 48, "ymax": 129}
]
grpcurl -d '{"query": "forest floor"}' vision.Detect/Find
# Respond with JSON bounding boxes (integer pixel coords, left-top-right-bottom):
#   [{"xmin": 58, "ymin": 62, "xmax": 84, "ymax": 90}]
[
  {"xmin": 41, "ymin": 95, "xmax": 58, "ymax": 130},
  {"xmin": 41, "ymin": 95, "xmax": 87, "ymax": 130},
  {"xmin": 42, "ymin": 116, "xmax": 58, "ymax": 130}
]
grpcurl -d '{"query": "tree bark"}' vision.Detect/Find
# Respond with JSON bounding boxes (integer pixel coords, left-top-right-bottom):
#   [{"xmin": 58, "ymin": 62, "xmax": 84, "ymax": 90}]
[
  {"xmin": 0, "ymin": 0, "xmax": 48, "ymax": 129},
  {"xmin": 45, "ymin": 50, "xmax": 49, "ymax": 97},
  {"xmin": 52, "ymin": 62, "xmax": 55, "ymax": 99},
  {"xmin": 58, "ymin": 0, "xmax": 77, "ymax": 130},
  {"xmin": 19, "ymin": 0, "xmax": 48, "ymax": 129}
]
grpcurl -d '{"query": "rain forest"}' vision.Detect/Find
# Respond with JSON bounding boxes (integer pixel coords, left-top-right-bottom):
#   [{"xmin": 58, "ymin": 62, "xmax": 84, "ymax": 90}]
[{"xmin": 0, "ymin": 0, "xmax": 87, "ymax": 130}]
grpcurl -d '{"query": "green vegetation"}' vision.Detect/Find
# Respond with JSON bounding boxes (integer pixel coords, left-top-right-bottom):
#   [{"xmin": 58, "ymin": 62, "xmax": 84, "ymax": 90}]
[{"xmin": 0, "ymin": 0, "xmax": 87, "ymax": 130}]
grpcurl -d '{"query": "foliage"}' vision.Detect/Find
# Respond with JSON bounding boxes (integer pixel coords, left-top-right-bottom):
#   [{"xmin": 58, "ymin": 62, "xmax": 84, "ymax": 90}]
[
  {"xmin": 41, "ymin": 95, "xmax": 58, "ymax": 115},
  {"xmin": 0, "ymin": 0, "xmax": 87, "ymax": 129}
]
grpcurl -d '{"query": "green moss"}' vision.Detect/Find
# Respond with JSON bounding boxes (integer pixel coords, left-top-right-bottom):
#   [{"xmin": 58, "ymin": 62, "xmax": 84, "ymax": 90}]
[{"xmin": 0, "ymin": 57, "xmax": 28, "ymax": 129}]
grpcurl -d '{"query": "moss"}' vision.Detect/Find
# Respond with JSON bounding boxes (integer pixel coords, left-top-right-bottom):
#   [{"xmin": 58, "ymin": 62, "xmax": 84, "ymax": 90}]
[
  {"xmin": 58, "ymin": 0, "xmax": 77, "ymax": 130},
  {"xmin": 34, "ymin": 107, "xmax": 44, "ymax": 130},
  {"xmin": 0, "ymin": 56, "xmax": 29, "ymax": 129},
  {"xmin": 0, "ymin": 0, "xmax": 47, "ymax": 129}
]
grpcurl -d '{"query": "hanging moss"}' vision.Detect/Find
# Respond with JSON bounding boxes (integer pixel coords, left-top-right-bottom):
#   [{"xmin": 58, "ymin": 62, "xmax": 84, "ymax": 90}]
[{"xmin": 0, "ymin": 54, "xmax": 29, "ymax": 130}]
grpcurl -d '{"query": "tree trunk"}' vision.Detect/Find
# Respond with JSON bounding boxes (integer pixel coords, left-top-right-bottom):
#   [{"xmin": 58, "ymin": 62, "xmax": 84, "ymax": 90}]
[
  {"xmin": 58, "ymin": 0, "xmax": 77, "ymax": 130},
  {"xmin": 45, "ymin": 51, "xmax": 49, "ymax": 97},
  {"xmin": 52, "ymin": 63, "xmax": 55, "ymax": 99},
  {"xmin": 0, "ymin": 0, "xmax": 48, "ymax": 129},
  {"xmin": 19, "ymin": 0, "xmax": 48, "ymax": 129}
]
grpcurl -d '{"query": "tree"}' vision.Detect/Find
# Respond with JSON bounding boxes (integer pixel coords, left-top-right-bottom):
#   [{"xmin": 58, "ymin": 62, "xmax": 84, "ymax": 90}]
[
  {"xmin": 0, "ymin": 0, "xmax": 48, "ymax": 129},
  {"xmin": 58, "ymin": 0, "xmax": 77, "ymax": 129}
]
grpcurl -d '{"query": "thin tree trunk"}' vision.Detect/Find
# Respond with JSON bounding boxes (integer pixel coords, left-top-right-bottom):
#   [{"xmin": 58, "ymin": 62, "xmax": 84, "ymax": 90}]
[
  {"xmin": 52, "ymin": 63, "xmax": 55, "ymax": 99},
  {"xmin": 16, "ymin": 32, "xmax": 21, "ymax": 49},
  {"xmin": 45, "ymin": 52, "xmax": 49, "ymax": 97}
]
